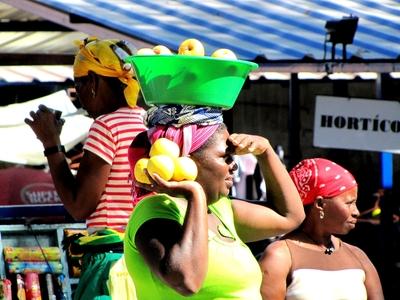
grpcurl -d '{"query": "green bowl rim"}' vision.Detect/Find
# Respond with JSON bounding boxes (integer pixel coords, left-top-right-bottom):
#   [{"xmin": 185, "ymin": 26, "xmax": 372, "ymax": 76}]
[
  {"xmin": 125, "ymin": 54, "xmax": 259, "ymax": 71},
  {"xmin": 125, "ymin": 55, "xmax": 259, "ymax": 109}
]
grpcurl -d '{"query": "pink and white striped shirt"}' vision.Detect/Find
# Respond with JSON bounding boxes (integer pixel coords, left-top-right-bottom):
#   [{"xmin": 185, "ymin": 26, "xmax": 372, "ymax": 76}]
[{"xmin": 83, "ymin": 106, "xmax": 146, "ymax": 230}]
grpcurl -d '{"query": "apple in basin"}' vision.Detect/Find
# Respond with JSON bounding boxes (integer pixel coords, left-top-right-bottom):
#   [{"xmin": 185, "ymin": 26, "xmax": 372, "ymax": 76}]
[
  {"xmin": 211, "ymin": 48, "xmax": 237, "ymax": 60},
  {"xmin": 178, "ymin": 38, "xmax": 205, "ymax": 56},
  {"xmin": 153, "ymin": 45, "xmax": 172, "ymax": 55},
  {"xmin": 136, "ymin": 48, "xmax": 156, "ymax": 55}
]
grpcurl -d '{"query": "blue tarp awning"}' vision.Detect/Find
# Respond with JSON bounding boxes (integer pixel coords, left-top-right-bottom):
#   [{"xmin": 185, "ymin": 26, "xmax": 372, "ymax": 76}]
[{"xmin": 34, "ymin": 0, "xmax": 400, "ymax": 61}]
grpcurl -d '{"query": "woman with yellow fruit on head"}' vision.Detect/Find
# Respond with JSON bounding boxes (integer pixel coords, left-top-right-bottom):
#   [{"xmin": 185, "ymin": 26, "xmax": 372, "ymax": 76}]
[{"xmin": 124, "ymin": 38, "xmax": 305, "ymax": 300}]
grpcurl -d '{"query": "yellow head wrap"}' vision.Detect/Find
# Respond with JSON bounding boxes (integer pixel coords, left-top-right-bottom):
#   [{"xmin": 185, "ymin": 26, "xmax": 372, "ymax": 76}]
[{"xmin": 73, "ymin": 37, "xmax": 140, "ymax": 107}]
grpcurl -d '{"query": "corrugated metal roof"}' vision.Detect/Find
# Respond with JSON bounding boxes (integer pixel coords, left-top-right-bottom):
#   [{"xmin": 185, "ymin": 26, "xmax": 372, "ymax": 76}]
[
  {"xmin": 0, "ymin": 65, "xmax": 72, "ymax": 82},
  {"xmin": 0, "ymin": 2, "xmax": 86, "ymax": 55},
  {"xmin": 0, "ymin": 31, "xmax": 85, "ymax": 54},
  {"xmin": 1, "ymin": 0, "xmax": 399, "ymax": 81},
  {"xmin": 0, "ymin": 2, "xmax": 79, "ymax": 82},
  {"xmin": 0, "ymin": 1, "xmax": 39, "ymax": 21},
  {"xmin": 32, "ymin": 0, "xmax": 400, "ymax": 61}
]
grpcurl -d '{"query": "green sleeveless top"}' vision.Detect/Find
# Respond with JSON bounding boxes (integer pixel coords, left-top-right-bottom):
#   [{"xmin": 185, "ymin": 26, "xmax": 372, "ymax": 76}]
[{"xmin": 124, "ymin": 194, "xmax": 262, "ymax": 300}]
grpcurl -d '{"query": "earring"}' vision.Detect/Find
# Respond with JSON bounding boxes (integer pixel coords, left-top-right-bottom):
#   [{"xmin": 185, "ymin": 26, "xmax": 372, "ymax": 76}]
[
  {"xmin": 91, "ymin": 88, "xmax": 96, "ymax": 98},
  {"xmin": 319, "ymin": 210, "xmax": 325, "ymax": 220},
  {"xmin": 123, "ymin": 63, "xmax": 132, "ymax": 71}
]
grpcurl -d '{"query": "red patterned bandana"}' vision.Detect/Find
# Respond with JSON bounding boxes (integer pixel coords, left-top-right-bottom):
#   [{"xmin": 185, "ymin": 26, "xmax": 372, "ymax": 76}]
[{"xmin": 289, "ymin": 158, "xmax": 357, "ymax": 205}]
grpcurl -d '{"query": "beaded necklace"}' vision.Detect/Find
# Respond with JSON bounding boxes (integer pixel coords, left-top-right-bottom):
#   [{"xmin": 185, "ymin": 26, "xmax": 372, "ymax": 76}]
[{"xmin": 302, "ymin": 230, "xmax": 335, "ymax": 255}]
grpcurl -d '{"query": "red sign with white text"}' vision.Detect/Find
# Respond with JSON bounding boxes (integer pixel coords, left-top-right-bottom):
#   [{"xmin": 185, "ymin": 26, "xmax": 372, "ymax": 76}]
[{"xmin": 0, "ymin": 167, "xmax": 60, "ymax": 206}]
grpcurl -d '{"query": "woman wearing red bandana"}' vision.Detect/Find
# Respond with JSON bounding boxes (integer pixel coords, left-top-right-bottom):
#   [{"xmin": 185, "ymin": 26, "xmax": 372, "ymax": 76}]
[
  {"xmin": 259, "ymin": 158, "xmax": 384, "ymax": 300},
  {"xmin": 124, "ymin": 104, "xmax": 305, "ymax": 299}
]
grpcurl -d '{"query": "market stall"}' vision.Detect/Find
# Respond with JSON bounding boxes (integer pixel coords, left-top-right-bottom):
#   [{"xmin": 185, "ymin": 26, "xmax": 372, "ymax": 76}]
[{"xmin": 0, "ymin": 90, "xmax": 90, "ymax": 299}]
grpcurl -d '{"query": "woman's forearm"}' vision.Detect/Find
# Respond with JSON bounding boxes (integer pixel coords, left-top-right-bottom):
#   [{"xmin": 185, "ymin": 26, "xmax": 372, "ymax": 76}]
[
  {"xmin": 163, "ymin": 188, "xmax": 209, "ymax": 295},
  {"xmin": 46, "ymin": 151, "xmax": 108, "ymax": 221},
  {"xmin": 45, "ymin": 153, "xmax": 83, "ymax": 218},
  {"xmin": 257, "ymin": 143, "xmax": 304, "ymax": 228}
]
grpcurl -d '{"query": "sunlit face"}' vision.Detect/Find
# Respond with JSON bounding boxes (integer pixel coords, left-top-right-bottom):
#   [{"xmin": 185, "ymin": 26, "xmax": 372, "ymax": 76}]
[
  {"xmin": 321, "ymin": 186, "xmax": 359, "ymax": 235},
  {"xmin": 192, "ymin": 128, "xmax": 237, "ymax": 203}
]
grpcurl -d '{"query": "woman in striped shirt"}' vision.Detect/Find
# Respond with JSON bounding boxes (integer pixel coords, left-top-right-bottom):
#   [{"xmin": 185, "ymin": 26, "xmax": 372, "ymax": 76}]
[{"xmin": 25, "ymin": 37, "xmax": 147, "ymax": 299}]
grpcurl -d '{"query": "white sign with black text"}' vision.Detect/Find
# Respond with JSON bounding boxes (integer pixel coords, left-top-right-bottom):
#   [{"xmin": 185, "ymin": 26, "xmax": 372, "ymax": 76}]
[{"xmin": 313, "ymin": 96, "xmax": 400, "ymax": 153}]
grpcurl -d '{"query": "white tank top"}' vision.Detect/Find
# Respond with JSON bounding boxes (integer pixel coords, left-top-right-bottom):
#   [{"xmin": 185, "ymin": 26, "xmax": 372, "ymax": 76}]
[{"xmin": 285, "ymin": 239, "xmax": 367, "ymax": 300}]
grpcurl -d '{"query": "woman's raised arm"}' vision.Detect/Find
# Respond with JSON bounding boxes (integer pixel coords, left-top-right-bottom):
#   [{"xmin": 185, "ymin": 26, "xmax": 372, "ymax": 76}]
[{"xmin": 230, "ymin": 133, "xmax": 304, "ymax": 242}]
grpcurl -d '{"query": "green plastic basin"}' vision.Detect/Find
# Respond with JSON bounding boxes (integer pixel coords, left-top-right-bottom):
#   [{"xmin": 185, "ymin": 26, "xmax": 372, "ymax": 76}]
[{"xmin": 125, "ymin": 55, "xmax": 258, "ymax": 109}]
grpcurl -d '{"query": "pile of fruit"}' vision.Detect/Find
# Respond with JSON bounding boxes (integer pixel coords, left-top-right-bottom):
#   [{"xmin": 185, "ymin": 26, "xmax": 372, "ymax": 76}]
[
  {"xmin": 134, "ymin": 138, "xmax": 198, "ymax": 184},
  {"xmin": 136, "ymin": 38, "xmax": 237, "ymax": 60}
]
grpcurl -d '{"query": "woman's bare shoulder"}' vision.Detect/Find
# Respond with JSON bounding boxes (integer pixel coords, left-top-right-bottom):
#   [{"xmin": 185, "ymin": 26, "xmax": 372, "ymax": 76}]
[
  {"xmin": 342, "ymin": 241, "xmax": 370, "ymax": 260},
  {"xmin": 259, "ymin": 238, "xmax": 292, "ymax": 282},
  {"xmin": 260, "ymin": 238, "xmax": 291, "ymax": 261}
]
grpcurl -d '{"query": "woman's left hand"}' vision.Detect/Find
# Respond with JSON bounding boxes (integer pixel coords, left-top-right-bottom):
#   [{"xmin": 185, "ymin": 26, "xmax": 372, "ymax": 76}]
[
  {"xmin": 24, "ymin": 104, "xmax": 65, "ymax": 147},
  {"xmin": 229, "ymin": 133, "xmax": 270, "ymax": 156},
  {"xmin": 135, "ymin": 171, "xmax": 205, "ymax": 200}
]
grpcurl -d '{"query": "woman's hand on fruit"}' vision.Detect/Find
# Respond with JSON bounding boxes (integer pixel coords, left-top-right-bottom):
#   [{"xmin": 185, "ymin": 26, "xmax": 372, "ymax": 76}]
[{"xmin": 136, "ymin": 171, "xmax": 204, "ymax": 199}]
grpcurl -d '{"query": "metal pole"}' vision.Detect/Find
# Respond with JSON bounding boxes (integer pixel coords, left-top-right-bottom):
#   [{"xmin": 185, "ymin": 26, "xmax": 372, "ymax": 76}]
[
  {"xmin": 343, "ymin": 44, "xmax": 347, "ymax": 61},
  {"xmin": 376, "ymin": 73, "xmax": 395, "ymax": 299},
  {"xmin": 288, "ymin": 73, "xmax": 301, "ymax": 169}
]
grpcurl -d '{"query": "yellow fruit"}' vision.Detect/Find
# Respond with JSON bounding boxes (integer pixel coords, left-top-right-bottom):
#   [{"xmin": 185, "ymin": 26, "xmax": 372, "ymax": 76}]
[
  {"xmin": 211, "ymin": 48, "xmax": 237, "ymax": 60},
  {"xmin": 172, "ymin": 157, "xmax": 198, "ymax": 181},
  {"xmin": 372, "ymin": 208, "xmax": 381, "ymax": 217},
  {"xmin": 136, "ymin": 48, "xmax": 156, "ymax": 55},
  {"xmin": 153, "ymin": 45, "xmax": 172, "ymax": 55},
  {"xmin": 149, "ymin": 138, "xmax": 180, "ymax": 158},
  {"xmin": 178, "ymin": 38, "xmax": 205, "ymax": 56},
  {"xmin": 147, "ymin": 155, "xmax": 175, "ymax": 181},
  {"xmin": 134, "ymin": 158, "xmax": 151, "ymax": 184}
]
